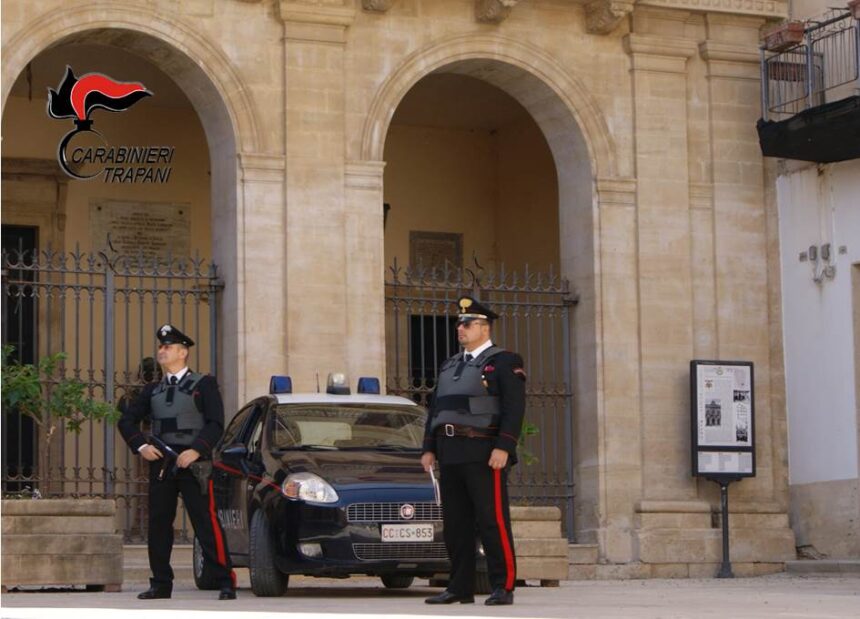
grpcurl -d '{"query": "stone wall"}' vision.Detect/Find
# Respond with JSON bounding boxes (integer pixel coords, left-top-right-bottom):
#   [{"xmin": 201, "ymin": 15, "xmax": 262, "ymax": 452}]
[{"xmin": 0, "ymin": 0, "xmax": 797, "ymax": 572}]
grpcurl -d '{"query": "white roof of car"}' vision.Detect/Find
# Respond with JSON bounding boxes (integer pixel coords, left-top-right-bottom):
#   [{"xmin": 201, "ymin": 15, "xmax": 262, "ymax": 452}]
[{"xmin": 273, "ymin": 393, "xmax": 419, "ymax": 407}]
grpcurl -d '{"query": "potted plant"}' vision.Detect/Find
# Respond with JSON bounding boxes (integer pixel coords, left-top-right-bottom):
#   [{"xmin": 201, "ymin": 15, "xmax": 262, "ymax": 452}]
[
  {"xmin": 1, "ymin": 345, "xmax": 123, "ymax": 591},
  {"xmin": 763, "ymin": 20, "xmax": 806, "ymax": 52},
  {"xmin": 2, "ymin": 346, "xmax": 119, "ymax": 490}
]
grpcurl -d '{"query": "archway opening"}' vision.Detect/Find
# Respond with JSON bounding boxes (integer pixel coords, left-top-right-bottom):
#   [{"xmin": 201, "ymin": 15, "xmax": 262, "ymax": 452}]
[
  {"xmin": 1, "ymin": 29, "xmax": 239, "ymax": 541},
  {"xmin": 381, "ymin": 59, "xmax": 597, "ymax": 540}
]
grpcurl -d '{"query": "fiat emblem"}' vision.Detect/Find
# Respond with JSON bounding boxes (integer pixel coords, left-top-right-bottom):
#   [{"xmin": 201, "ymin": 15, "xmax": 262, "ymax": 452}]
[{"xmin": 400, "ymin": 503, "xmax": 415, "ymax": 520}]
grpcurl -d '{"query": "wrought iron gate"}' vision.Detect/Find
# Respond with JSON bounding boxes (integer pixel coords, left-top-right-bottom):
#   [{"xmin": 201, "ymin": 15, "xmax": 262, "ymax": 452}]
[
  {"xmin": 385, "ymin": 258, "xmax": 576, "ymax": 539},
  {"xmin": 1, "ymin": 243, "xmax": 223, "ymax": 542}
]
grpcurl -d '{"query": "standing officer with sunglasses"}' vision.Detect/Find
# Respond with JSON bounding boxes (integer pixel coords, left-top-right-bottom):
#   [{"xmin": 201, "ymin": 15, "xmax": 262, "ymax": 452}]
[
  {"xmin": 422, "ymin": 297, "xmax": 527, "ymax": 606},
  {"xmin": 118, "ymin": 324, "xmax": 236, "ymax": 601}
]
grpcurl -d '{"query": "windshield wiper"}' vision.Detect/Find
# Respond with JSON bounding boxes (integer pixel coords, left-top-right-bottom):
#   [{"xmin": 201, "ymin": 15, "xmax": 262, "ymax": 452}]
[
  {"xmin": 332, "ymin": 444, "xmax": 419, "ymax": 451},
  {"xmin": 279, "ymin": 444, "xmax": 339, "ymax": 451},
  {"xmin": 373, "ymin": 444, "xmax": 421, "ymax": 452}
]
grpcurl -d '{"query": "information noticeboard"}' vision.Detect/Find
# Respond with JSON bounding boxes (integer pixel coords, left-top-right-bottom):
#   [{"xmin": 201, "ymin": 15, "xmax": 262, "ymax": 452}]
[{"xmin": 690, "ymin": 360, "xmax": 756, "ymax": 480}]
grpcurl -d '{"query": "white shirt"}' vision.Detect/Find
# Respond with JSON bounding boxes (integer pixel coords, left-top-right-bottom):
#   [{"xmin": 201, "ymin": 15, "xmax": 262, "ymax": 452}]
[
  {"xmin": 464, "ymin": 339, "xmax": 494, "ymax": 360},
  {"xmin": 165, "ymin": 366, "xmax": 189, "ymax": 384}
]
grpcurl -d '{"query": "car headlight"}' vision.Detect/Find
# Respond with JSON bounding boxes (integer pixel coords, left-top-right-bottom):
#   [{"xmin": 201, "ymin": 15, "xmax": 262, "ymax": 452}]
[{"xmin": 282, "ymin": 472, "xmax": 339, "ymax": 504}]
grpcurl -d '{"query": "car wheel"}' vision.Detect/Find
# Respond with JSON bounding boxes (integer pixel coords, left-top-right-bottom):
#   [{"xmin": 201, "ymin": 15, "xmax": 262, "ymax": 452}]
[
  {"xmin": 192, "ymin": 536, "xmax": 220, "ymax": 590},
  {"xmin": 380, "ymin": 574, "xmax": 414, "ymax": 589},
  {"xmin": 249, "ymin": 510, "xmax": 289, "ymax": 597}
]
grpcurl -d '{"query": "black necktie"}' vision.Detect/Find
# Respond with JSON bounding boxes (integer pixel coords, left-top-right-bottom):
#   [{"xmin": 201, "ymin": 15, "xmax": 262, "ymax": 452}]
[
  {"xmin": 453, "ymin": 353, "xmax": 473, "ymax": 381},
  {"xmin": 166, "ymin": 375, "xmax": 178, "ymax": 404}
]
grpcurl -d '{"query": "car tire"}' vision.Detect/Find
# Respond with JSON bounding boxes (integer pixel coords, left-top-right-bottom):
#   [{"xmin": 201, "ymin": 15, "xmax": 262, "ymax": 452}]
[
  {"xmin": 380, "ymin": 574, "xmax": 414, "ymax": 589},
  {"xmin": 192, "ymin": 536, "xmax": 220, "ymax": 591},
  {"xmin": 249, "ymin": 510, "xmax": 289, "ymax": 597}
]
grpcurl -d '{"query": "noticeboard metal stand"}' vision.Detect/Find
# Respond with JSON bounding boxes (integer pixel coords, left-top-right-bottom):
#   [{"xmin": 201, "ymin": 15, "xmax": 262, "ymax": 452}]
[
  {"xmin": 710, "ymin": 475, "xmax": 741, "ymax": 578},
  {"xmin": 691, "ymin": 360, "xmax": 756, "ymax": 580}
]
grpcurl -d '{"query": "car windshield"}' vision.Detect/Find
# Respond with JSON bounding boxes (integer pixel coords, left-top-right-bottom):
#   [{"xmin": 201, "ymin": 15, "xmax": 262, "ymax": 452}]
[{"xmin": 272, "ymin": 404, "xmax": 426, "ymax": 451}]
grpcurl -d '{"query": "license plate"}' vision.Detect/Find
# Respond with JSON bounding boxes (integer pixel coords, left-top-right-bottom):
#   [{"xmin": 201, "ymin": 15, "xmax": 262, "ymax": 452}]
[{"xmin": 380, "ymin": 523, "xmax": 434, "ymax": 542}]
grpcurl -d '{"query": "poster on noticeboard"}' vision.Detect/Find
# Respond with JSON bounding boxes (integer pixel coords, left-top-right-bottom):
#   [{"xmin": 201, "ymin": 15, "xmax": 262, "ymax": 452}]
[{"xmin": 690, "ymin": 360, "xmax": 756, "ymax": 480}]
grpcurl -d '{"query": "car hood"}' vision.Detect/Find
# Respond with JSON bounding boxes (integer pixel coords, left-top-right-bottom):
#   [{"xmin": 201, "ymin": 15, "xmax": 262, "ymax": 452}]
[{"xmin": 277, "ymin": 450, "xmax": 431, "ymax": 490}]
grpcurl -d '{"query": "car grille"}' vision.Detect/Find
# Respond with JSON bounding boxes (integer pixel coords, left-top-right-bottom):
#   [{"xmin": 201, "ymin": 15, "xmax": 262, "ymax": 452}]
[
  {"xmin": 347, "ymin": 502, "xmax": 443, "ymax": 522},
  {"xmin": 353, "ymin": 542, "xmax": 449, "ymax": 561}
]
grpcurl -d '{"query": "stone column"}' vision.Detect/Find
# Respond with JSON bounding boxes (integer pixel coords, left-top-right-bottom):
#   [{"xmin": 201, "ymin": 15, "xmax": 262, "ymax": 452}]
[
  {"xmin": 699, "ymin": 14, "xmax": 794, "ymax": 537},
  {"xmin": 591, "ymin": 176, "xmax": 641, "ymax": 563},
  {"xmin": 280, "ymin": 1, "xmax": 356, "ymax": 389},
  {"xmin": 344, "ymin": 160, "xmax": 387, "ymax": 385},
  {"xmin": 624, "ymin": 13, "xmax": 698, "ymax": 505},
  {"xmin": 238, "ymin": 153, "xmax": 288, "ymax": 401}
]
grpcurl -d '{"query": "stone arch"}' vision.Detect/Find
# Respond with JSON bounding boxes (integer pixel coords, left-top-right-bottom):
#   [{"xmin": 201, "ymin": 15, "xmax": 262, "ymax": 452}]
[
  {"xmin": 1, "ymin": 2, "xmax": 263, "ymax": 409},
  {"xmin": 363, "ymin": 33, "xmax": 613, "ymax": 541},
  {"xmin": 1, "ymin": 2, "xmax": 260, "ymax": 153},
  {"xmin": 359, "ymin": 32, "xmax": 616, "ymax": 179}
]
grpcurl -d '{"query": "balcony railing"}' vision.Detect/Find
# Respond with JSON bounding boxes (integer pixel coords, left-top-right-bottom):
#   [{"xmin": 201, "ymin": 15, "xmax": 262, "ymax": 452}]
[{"xmin": 761, "ymin": 10, "xmax": 859, "ymax": 121}]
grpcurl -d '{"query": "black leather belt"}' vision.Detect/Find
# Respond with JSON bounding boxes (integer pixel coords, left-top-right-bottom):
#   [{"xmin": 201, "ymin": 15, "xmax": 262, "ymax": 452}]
[{"xmin": 436, "ymin": 423, "xmax": 496, "ymax": 439}]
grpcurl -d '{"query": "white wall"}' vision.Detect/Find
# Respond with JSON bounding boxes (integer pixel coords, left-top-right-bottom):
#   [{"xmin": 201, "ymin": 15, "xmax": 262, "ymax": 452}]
[{"xmin": 778, "ymin": 159, "xmax": 860, "ymax": 485}]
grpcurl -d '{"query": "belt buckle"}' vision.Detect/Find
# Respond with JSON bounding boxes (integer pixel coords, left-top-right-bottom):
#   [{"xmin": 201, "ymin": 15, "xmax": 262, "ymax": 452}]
[{"xmin": 444, "ymin": 424, "xmax": 455, "ymax": 437}]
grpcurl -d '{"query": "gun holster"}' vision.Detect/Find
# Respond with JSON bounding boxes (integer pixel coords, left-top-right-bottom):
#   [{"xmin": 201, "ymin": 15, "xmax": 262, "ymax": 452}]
[{"xmin": 189, "ymin": 461, "xmax": 212, "ymax": 494}]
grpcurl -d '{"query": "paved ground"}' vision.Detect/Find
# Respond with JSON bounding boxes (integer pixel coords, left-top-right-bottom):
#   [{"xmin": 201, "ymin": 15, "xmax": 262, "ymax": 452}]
[{"xmin": 2, "ymin": 574, "xmax": 859, "ymax": 618}]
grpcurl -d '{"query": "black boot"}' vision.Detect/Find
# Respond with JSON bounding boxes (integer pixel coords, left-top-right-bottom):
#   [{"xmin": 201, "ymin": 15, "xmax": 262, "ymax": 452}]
[
  {"xmin": 485, "ymin": 588, "xmax": 514, "ymax": 605},
  {"xmin": 425, "ymin": 590, "xmax": 475, "ymax": 604},
  {"xmin": 137, "ymin": 586, "xmax": 171, "ymax": 600},
  {"xmin": 218, "ymin": 587, "xmax": 237, "ymax": 600}
]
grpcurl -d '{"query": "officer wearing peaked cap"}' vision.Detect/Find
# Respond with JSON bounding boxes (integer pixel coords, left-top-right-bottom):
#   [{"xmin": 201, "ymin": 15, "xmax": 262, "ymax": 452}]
[
  {"xmin": 422, "ymin": 297, "xmax": 526, "ymax": 606},
  {"xmin": 118, "ymin": 324, "xmax": 236, "ymax": 601}
]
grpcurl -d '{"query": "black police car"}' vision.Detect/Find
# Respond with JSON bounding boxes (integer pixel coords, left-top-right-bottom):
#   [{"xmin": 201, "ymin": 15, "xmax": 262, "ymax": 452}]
[{"xmin": 193, "ymin": 374, "xmax": 451, "ymax": 597}]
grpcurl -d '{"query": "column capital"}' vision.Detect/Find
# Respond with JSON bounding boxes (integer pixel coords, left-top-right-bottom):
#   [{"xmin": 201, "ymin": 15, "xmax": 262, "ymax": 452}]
[
  {"xmin": 239, "ymin": 153, "xmax": 286, "ymax": 183},
  {"xmin": 278, "ymin": 1, "xmax": 355, "ymax": 43},
  {"xmin": 345, "ymin": 160, "xmax": 386, "ymax": 190},
  {"xmin": 624, "ymin": 34, "xmax": 698, "ymax": 72},
  {"xmin": 586, "ymin": 0, "xmax": 635, "ymax": 35},
  {"xmin": 596, "ymin": 177, "xmax": 637, "ymax": 207},
  {"xmin": 624, "ymin": 34, "xmax": 698, "ymax": 58}
]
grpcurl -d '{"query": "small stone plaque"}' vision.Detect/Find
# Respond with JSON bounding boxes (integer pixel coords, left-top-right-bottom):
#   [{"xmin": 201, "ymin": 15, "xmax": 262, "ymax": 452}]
[
  {"xmin": 90, "ymin": 199, "xmax": 190, "ymax": 259},
  {"xmin": 409, "ymin": 231, "xmax": 463, "ymax": 271}
]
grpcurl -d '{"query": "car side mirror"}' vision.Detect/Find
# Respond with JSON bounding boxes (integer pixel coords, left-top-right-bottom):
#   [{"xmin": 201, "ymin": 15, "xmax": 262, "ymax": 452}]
[{"xmin": 222, "ymin": 443, "xmax": 250, "ymax": 474}]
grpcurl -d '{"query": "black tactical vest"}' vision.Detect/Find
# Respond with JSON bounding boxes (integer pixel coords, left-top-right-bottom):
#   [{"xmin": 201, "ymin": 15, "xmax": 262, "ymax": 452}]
[
  {"xmin": 430, "ymin": 345, "xmax": 503, "ymax": 432},
  {"xmin": 151, "ymin": 371, "xmax": 205, "ymax": 446}
]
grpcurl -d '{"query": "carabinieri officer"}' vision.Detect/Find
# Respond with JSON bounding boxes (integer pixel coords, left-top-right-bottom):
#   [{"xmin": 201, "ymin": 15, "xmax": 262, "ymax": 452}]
[
  {"xmin": 118, "ymin": 324, "xmax": 236, "ymax": 600},
  {"xmin": 421, "ymin": 297, "xmax": 526, "ymax": 606}
]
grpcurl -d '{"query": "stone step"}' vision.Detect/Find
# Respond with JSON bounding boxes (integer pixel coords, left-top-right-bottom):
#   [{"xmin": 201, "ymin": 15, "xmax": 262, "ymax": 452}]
[
  {"xmin": 515, "ymin": 537, "xmax": 569, "ymax": 557},
  {"xmin": 511, "ymin": 519, "xmax": 561, "ymax": 539},
  {"xmin": 785, "ymin": 560, "xmax": 860, "ymax": 575},
  {"xmin": 569, "ymin": 543, "xmax": 599, "ymax": 564}
]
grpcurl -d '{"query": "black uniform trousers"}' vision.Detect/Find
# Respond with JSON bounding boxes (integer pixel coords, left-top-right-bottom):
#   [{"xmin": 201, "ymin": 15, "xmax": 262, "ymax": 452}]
[
  {"xmin": 439, "ymin": 461, "xmax": 516, "ymax": 595},
  {"xmin": 147, "ymin": 461, "xmax": 234, "ymax": 591}
]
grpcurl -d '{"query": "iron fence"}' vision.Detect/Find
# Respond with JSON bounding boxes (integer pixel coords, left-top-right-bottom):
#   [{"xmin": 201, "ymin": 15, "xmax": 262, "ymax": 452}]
[
  {"xmin": 1, "ymin": 245, "xmax": 222, "ymax": 542},
  {"xmin": 385, "ymin": 258, "xmax": 577, "ymax": 539},
  {"xmin": 762, "ymin": 10, "xmax": 860, "ymax": 120}
]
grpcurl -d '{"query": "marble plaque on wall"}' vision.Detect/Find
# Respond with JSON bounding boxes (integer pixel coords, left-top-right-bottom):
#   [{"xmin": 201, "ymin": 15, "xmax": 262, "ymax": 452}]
[
  {"xmin": 409, "ymin": 231, "xmax": 463, "ymax": 271},
  {"xmin": 90, "ymin": 199, "xmax": 191, "ymax": 259}
]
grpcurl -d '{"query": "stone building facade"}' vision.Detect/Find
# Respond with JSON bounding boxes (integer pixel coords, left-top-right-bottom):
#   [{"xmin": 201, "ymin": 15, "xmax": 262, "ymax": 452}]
[{"xmin": 1, "ymin": 0, "xmax": 798, "ymax": 575}]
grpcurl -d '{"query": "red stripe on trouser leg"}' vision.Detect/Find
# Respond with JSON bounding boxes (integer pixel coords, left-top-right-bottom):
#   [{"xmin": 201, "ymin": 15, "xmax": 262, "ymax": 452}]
[
  {"xmin": 493, "ymin": 468, "xmax": 515, "ymax": 591},
  {"xmin": 230, "ymin": 569, "xmax": 237, "ymax": 589},
  {"xmin": 208, "ymin": 479, "xmax": 227, "ymax": 566}
]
